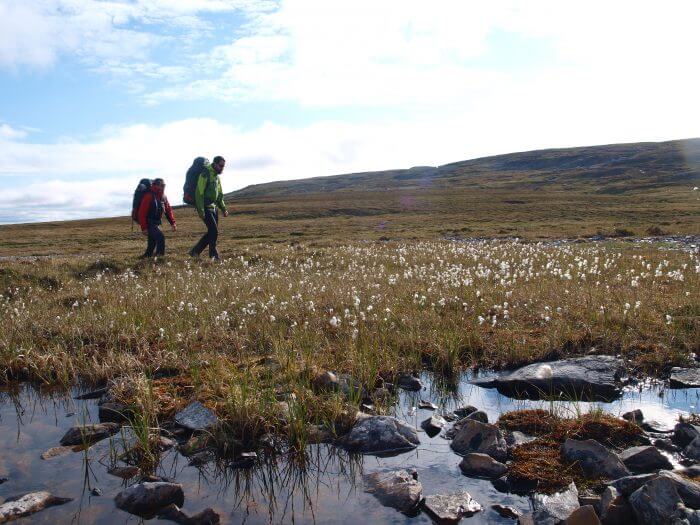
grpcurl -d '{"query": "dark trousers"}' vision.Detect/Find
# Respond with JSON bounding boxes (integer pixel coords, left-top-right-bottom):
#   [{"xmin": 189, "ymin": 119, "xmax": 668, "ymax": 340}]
[
  {"xmin": 191, "ymin": 209, "xmax": 219, "ymax": 258},
  {"xmin": 144, "ymin": 223, "xmax": 165, "ymax": 257}
]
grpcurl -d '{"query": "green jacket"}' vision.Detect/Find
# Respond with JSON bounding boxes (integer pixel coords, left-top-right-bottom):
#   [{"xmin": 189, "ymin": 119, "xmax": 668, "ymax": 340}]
[{"xmin": 195, "ymin": 165, "xmax": 227, "ymax": 217}]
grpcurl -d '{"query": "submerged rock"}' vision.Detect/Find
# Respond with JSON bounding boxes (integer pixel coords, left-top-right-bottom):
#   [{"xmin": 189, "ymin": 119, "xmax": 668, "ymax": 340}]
[
  {"xmin": 459, "ymin": 453, "xmax": 508, "ymax": 479},
  {"xmin": 339, "ymin": 415, "xmax": 419, "ymax": 454},
  {"xmin": 670, "ymin": 368, "xmax": 700, "ymax": 388},
  {"xmin": 41, "ymin": 445, "xmax": 81, "ymax": 460},
  {"xmin": 108, "ymin": 466, "xmax": 141, "ymax": 480},
  {"xmin": 157, "ymin": 504, "xmax": 220, "ymax": 525},
  {"xmin": 174, "ymin": 401, "xmax": 218, "ymax": 431},
  {"xmin": 492, "ymin": 504, "xmax": 520, "ymax": 519},
  {"xmin": 59, "ymin": 422, "xmax": 120, "ymax": 446},
  {"xmin": 363, "ymin": 469, "xmax": 422, "ymax": 513},
  {"xmin": 619, "ymin": 446, "xmax": 673, "ymax": 474},
  {"xmin": 470, "ymin": 356, "xmax": 625, "ymax": 401},
  {"xmin": 114, "ymin": 482, "xmax": 184, "ymax": 518},
  {"xmin": 629, "ymin": 476, "xmax": 681, "ymax": 524},
  {"xmin": 0, "ymin": 491, "xmax": 72, "ymax": 522},
  {"xmin": 423, "ymin": 491, "xmax": 482, "ymax": 523},
  {"xmin": 396, "ymin": 374, "xmax": 423, "ymax": 391},
  {"xmin": 531, "ymin": 482, "xmax": 580, "ymax": 525},
  {"xmin": 562, "ymin": 439, "xmax": 630, "ymax": 479}
]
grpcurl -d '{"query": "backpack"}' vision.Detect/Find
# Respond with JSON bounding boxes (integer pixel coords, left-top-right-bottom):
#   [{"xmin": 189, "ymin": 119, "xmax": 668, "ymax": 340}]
[
  {"xmin": 131, "ymin": 178, "xmax": 152, "ymax": 223},
  {"xmin": 183, "ymin": 157, "xmax": 210, "ymax": 205}
]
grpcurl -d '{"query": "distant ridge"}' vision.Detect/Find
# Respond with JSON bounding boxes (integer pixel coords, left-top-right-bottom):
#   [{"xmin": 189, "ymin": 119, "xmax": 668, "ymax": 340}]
[{"xmin": 228, "ymin": 138, "xmax": 700, "ymax": 200}]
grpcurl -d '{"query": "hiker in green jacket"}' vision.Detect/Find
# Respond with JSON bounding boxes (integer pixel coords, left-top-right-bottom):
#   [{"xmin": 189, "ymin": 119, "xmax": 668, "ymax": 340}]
[{"xmin": 189, "ymin": 156, "xmax": 228, "ymax": 260}]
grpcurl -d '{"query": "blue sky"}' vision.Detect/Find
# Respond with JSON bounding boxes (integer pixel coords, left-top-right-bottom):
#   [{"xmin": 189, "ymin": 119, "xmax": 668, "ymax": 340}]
[{"xmin": 1, "ymin": 0, "xmax": 699, "ymax": 224}]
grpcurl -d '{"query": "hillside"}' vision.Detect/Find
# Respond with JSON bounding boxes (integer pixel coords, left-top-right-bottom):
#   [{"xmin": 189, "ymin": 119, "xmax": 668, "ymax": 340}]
[
  {"xmin": 0, "ymin": 138, "xmax": 698, "ymax": 257},
  {"xmin": 229, "ymin": 138, "xmax": 700, "ymax": 199}
]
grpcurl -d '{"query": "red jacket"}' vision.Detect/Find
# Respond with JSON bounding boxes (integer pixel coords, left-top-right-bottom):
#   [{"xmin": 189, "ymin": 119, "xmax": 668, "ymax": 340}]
[{"xmin": 137, "ymin": 188, "xmax": 176, "ymax": 232}]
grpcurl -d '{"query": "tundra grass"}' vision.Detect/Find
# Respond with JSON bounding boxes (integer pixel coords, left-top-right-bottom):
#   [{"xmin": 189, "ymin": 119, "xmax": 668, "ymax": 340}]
[{"xmin": 0, "ymin": 240, "xmax": 697, "ymax": 448}]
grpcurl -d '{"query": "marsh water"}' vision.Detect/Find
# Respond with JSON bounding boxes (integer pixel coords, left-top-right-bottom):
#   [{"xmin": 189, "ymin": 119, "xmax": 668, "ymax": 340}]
[{"xmin": 1, "ymin": 372, "xmax": 698, "ymax": 524}]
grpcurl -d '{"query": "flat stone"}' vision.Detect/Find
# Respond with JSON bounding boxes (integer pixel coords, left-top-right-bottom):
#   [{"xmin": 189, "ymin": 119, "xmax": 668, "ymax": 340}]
[
  {"xmin": 562, "ymin": 439, "xmax": 630, "ymax": 479},
  {"xmin": 396, "ymin": 374, "xmax": 423, "ymax": 391},
  {"xmin": 565, "ymin": 505, "xmax": 601, "ymax": 525},
  {"xmin": 41, "ymin": 445, "xmax": 81, "ymax": 460},
  {"xmin": 363, "ymin": 469, "xmax": 422, "ymax": 513},
  {"xmin": 421, "ymin": 415, "xmax": 447, "ymax": 437},
  {"xmin": 629, "ymin": 476, "xmax": 681, "ymax": 524},
  {"xmin": 423, "ymin": 491, "xmax": 482, "ymax": 523},
  {"xmin": 114, "ymin": 482, "xmax": 184, "ymax": 518},
  {"xmin": 670, "ymin": 368, "xmax": 700, "ymax": 388},
  {"xmin": 471, "ymin": 356, "xmax": 625, "ymax": 401},
  {"xmin": 0, "ymin": 491, "xmax": 72, "ymax": 522},
  {"xmin": 339, "ymin": 415, "xmax": 419, "ymax": 455},
  {"xmin": 450, "ymin": 419, "xmax": 507, "ymax": 461},
  {"xmin": 108, "ymin": 466, "xmax": 141, "ymax": 479},
  {"xmin": 459, "ymin": 453, "xmax": 508, "ymax": 479},
  {"xmin": 60, "ymin": 422, "xmax": 120, "ymax": 446},
  {"xmin": 174, "ymin": 401, "xmax": 218, "ymax": 431},
  {"xmin": 619, "ymin": 445, "xmax": 673, "ymax": 473},
  {"xmin": 532, "ymin": 482, "xmax": 580, "ymax": 525}
]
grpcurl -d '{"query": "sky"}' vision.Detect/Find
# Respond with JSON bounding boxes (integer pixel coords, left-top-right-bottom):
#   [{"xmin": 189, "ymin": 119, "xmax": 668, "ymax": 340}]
[{"xmin": 1, "ymin": 0, "xmax": 699, "ymax": 224}]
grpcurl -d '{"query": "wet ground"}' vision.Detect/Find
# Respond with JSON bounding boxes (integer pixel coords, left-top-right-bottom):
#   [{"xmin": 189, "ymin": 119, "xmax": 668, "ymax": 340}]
[{"xmin": 1, "ymin": 372, "xmax": 698, "ymax": 524}]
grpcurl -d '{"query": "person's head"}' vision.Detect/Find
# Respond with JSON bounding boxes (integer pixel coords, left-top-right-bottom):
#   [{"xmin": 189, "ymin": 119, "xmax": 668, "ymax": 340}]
[
  {"xmin": 152, "ymin": 178, "xmax": 165, "ymax": 194},
  {"xmin": 212, "ymin": 156, "xmax": 225, "ymax": 174}
]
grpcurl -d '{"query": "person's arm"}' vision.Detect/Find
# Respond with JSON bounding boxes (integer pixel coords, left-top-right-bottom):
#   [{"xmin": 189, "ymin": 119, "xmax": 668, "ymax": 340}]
[
  {"xmin": 215, "ymin": 176, "xmax": 227, "ymax": 214},
  {"xmin": 195, "ymin": 171, "xmax": 207, "ymax": 218},
  {"xmin": 137, "ymin": 192, "xmax": 152, "ymax": 232},
  {"xmin": 163, "ymin": 195, "xmax": 177, "ymax": 229}
]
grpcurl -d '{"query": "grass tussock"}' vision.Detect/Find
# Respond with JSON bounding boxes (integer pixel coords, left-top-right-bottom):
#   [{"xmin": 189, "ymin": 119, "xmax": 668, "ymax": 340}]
[{"xmin": 0, "ymin": 240, "xmax": 697, "ymax": 447}]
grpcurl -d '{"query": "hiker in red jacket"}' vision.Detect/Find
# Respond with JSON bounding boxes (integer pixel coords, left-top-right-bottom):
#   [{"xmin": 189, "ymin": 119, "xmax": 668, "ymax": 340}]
[{"xmin": 137, "ymin": 178, "xmax": 177, "ymax": 258}]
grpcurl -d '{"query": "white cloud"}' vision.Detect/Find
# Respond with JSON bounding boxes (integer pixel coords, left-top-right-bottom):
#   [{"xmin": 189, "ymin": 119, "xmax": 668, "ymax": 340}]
[{"xmin": 0, "ymin": 124, "xmax": 27, "ymax": 140}]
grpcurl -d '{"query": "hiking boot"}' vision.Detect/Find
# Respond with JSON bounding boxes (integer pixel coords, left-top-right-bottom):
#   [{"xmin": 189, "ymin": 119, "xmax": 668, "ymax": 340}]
[{"xmin": 188, "ymin": 249, "xmax": 199, "ymax": 258}]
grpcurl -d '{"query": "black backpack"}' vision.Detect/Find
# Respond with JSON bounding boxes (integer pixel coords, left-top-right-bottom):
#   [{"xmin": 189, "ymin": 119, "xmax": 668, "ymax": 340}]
[
  {"xmin": 131, "ymin": 178, "xmax": 152, "ymax": 222},
  {"xmin": 183, "ymin": 157, "xmax": 210, "ymax": 205}
]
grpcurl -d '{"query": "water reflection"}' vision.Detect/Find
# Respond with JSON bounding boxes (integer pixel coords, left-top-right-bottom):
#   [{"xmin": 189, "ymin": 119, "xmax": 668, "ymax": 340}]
[{"xmin": 0, "ymin": 373, "xmax": 698, "ymax": 524}]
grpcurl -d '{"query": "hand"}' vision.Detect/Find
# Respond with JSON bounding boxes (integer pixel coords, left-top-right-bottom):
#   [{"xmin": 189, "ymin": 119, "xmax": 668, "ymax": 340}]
[
  {"xmin": 223, "ymin": 210, "xmax": 229, "ymax": 217},
  {"xmin": 141, "ymin": 230, "xmax": 148, "ymax": 236},
  {"xmin": 171, "ymin": 224, "xmax": 177, "ymax": 232}
]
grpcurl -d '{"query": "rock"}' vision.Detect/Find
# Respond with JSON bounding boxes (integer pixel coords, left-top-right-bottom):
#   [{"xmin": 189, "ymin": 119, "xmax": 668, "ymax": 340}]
[
  {"xmin": 658, "ymin": 470, "xmax": 700, "ymax": 509},
  {"xmin": 174, "ymin": 401, "xmax": 218, "ymax": 431},
  {"xmin": 230, "ymin": 452, "xmax": 257, "ymax": 468},
  {"xmin": 74, "ymin": 386, "xmax": 109, "ymax": 400},
  {"xmin": 188, "ymin": 449, "xmax": 215, "ymax": 466},
  {"xmin": 670, "ymin": 368, "xmax": 700, "ymax": 388},
  {"xmin": 532, "ymin": 482, "xmax": 580, "ymax": 525},
  {"xmin": 41, "ymin": 445, "xmax": 80, "ymax": 460},
  {"xmin": 108, "ymin": 466, "xmax": 141, "ymax": 479},
  {"xmin": 421, "ymin": 415, "xmax": 447, "ymax": 437},
  {"xmin": 306, "ymin": 424, "xmax": 334, "ymax": 444},
  {"xmin": 0, "ymin": 491, "xmax": 72, "ymax": 522},
  {"xmin": 506, "ymin": 431, "xmax": 536, "ymax": 447},
  {"xmin": 337, "ymin": 373, "xmax": 363, "ymax": 398},
  {"xmin": 597, "ymin": 486, "xmax": 636, "ymax": 524},
  {"xmin": 686, "ymin": 437, "xmax": 700, "ymax": 460},
  {"xmin": 91, "ymin": 488, "xmax": 102, "ymax": 496},
  {"xmin": 450, "ymin": 420, "xmax": 507, "ymax": 461},
  {"xmin": 363, "ymin": 469, "xmax": 422, "ymax": 513},
  {"xmin": 114, "ymin": 482, "xmax": 184, "ymax": 518},
  {"xmin": 396, "ymin": 374, "xmax": 423, "ymax": 391},
  {"xmin": 157, "ymin": 436, "xmax": 177, "ymax": 451},
  {"xmin": 0, "ymin": 478, "xmax": 7, "ymax": 485},
  {"xmin": 423, "ymin": 491, "xmax": 482, "ymax": 523},
  {"xmin": 471, "ymin": 356, "xmax": 625, "ymax": 401},
  {"xmin": 98, "ymin": 402, "xmax": 131, "ymax": 423},
  {"xmin": 622, "ymin": 409, "xmax": 644, "ymax": 424},
  {"xmin": 453, "ymin": 406, "xmax": 478, "ymax": 418},
  {"xmin": 459, "ymin": 453, "xmax": 508, "ymax": 479},
  {"xmin": 59, "ymin": 422, "xmax": 120, "ymax": 446},
  {"xmin": 311, "ymin": 369, "xmax": 339, "ymax": 392},
  {"xmin": 578, "ymin": 495, "xmax": 602, "ymax": 515},
  {"xmin": 418, "ymin": 400, "xmax": 438, "ymax": 411},
  {"xmin": 619, "ymin": 445, "xmax": 673, "ymax": 473},
  {"xmin": 609, "ymin": 473, "xmax": 659, "ymax": 497},
  {"xmin": 562, "ymin": 439, "xmax": 630, "ymax": 479},
  {"xmin": 674, "ymin": 422, "xmax": 700, "ymax": 447},
  {"xmin": 179, "ymin": 434, "xmax": 211, "ymax": 456},
  {"xmin": 672, "ymin": 504, "xmax": 700, "ymax": 524},
  {"xmin": 565, "ymin": 505, "xmax": 600, "ymax": 525},
  {"xmin": 339, "ymin": 415, "xmax": 419, "ymax": 454},
  {"xmin": 157, "ymin": 504, "xmax": 220, "ymax": 525},
  {"xmin": 466, "ymin": 410, "xmax": 488, "ymax": 423},
  {"xmin": 655, "ymin": 438, "xmax": 681, "ymax": 452},
  {"xmin": 492, "ymin": 504, "xmax": 521, "ymax": 519},
  {"xmin": 629, "ymin": 476, "xmax": 681, "ymax": 524}
]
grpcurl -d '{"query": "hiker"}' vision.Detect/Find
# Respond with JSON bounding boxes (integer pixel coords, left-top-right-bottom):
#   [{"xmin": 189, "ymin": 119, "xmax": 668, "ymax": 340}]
[
  {"xmin": 137, "ymin": 178, "xmax": 177, "ymax": 258},
  {"xmin": 189, "ymin": 155, "xmax": 228, "ymax": 260}
]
